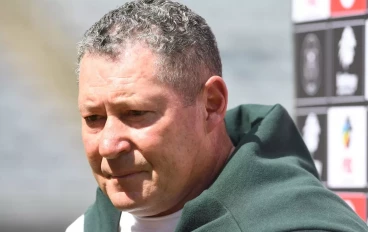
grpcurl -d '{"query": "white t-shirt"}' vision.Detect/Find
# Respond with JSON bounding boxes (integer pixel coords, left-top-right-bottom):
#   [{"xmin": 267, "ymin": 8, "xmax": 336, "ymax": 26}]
[
  {"xmin": 119, "ymin": 210, "xmax": 182, "ymax": 232},
  {"xmin": 66, "ymin": 214, "xmax": 84, "ymax": 232},
  {"xmin": 65, "ymin": 210, "xmax": 182, "ymax": 232}
]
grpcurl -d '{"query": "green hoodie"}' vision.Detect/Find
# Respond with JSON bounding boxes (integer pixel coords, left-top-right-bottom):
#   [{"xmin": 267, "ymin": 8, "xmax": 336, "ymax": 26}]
[{"xmin": 83, "ymin": 104, "xmax": 368, "ymax": 232}]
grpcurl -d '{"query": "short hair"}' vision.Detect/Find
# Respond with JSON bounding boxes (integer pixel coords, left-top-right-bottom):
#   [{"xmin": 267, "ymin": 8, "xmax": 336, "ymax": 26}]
[{"xmin": 77, "ymin": 0, "xmax": 222, "ymax": 104}]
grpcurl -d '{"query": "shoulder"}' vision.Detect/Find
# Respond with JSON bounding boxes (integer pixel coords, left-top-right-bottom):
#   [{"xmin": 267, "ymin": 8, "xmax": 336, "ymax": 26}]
[
  {"xmin": 65, "ymin": 214, "xmax": 85, "ymax": 232},
  {"xmin": 225, "ymin": 104, "xmax": 277, "ymax": 125},
  {"xmin": 225, "ymin": 103, "xmax": 289, "ymax": 148}
]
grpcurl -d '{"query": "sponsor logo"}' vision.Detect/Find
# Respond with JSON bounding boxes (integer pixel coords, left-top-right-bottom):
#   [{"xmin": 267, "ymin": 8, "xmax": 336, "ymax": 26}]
[
  {"xmin": 342, "ymin": 117, "xmax": 353, "ymax": 173},
  {"xmin": 340, "ymin": 0, "xmax": 355, "ymax": 9},
  {"xmin": 339, "ymin": 27, "xmax": 356, "ymax": 69},
  {"xmin": 302, "ymin": 113, "xmax": 323, "ymax": 175},
  {"xmin": 292, "ymin": 0, "xmax": 330, "ymax": 23},
  {"xmin": 302, "ymin": 33, "xmax": 321, "ymax": 96},
  {"xmin": 342, "ymin": 157, "xmax": 352, "ymax": 173},
  {"xmin": 336, "ymin": 26, "xmax": 358, "ymax": 95},
  {"xmin": 327, "ymin": 107, "xmax": 367, "ymax": 188},
  {"xmin": 342, "ymin": 117, "xmax": 352, "ymax": 148},
  {"xmin": 303, "ymin": 113, "xmax": 320, "ymax": 153},
  {"xmin": 336, "ymin": 73, "xmax": 358, "ymax": 95},
  {"xmin": 331, "ymin": 0, "xmax": 366, "ymax": 17}
]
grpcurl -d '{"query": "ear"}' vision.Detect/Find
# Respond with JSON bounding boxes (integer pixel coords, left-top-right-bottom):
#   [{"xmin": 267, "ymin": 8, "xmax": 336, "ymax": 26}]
[{"xmin": 202, "ymin": 76, "xmax": 228, "ymax": 133}]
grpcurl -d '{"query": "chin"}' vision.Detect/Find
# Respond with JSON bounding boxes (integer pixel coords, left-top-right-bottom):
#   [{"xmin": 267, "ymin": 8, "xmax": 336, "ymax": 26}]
[
  {"xmin": 109, "ymin": 191, "xmax": 162, "ymax": 217},
  {"xmin": 108, "ymin": 191, "xmax": 139, "ymax": 210},
  {"xmin": 104, "ymin": 181, "xmax": 146, "ymax": 208},
  {"xmin": 113, "ymin": 189, "xmax": 154, "ymax": 213}
]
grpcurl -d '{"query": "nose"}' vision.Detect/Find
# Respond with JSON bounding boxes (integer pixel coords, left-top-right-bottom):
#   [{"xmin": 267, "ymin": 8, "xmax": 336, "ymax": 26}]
[{"xmin": 99, "ymin": 116, "xmax": 132, "ymax": 159}]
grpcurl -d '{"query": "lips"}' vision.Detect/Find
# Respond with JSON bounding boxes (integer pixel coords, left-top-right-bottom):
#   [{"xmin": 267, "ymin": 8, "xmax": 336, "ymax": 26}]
[{"xmin": 108, "ymin": 171, "xmax": 143, "ymax": 179}]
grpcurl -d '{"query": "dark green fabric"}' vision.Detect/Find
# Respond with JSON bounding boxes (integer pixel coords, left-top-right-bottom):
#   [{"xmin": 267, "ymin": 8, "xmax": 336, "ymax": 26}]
[
  {"xmin": 84, "ymin": 188, "xmax": 121, "ymax": 232},
  {"xmin": 84, "ymin": 104, "xmax": 368, "ymax": 232}
]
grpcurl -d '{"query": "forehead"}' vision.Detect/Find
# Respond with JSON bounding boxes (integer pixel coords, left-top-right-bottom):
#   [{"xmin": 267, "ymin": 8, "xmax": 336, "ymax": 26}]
[
  {"xmin": 77, "ymin": 44, "xmax": 186, "ymax": 108},
  {"xmin": 78, "ymin": 43, "xmax": 159, "ymax": 86}
]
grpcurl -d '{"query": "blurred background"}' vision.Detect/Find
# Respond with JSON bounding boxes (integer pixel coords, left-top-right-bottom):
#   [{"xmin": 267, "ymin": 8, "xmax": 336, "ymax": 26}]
[{"xmin": 0, "ymin": 0, "xmax": 292, "ymax": 231}]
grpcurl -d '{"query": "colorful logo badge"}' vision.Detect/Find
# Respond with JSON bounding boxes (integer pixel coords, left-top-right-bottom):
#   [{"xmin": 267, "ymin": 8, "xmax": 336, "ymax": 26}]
[{"xmin": 342, "ymin": 117, "xmax": 352, "ymax": 148}]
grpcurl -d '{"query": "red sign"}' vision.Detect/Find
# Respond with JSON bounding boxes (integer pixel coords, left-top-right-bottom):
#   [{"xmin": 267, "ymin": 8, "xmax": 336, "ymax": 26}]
[
  {"xmin": 331, "ymin": 0, "xmax": 366, "ymax": 17},
  {"xmin": 336, "ymin": 192, "xmax": 367, "ymax": 220}
]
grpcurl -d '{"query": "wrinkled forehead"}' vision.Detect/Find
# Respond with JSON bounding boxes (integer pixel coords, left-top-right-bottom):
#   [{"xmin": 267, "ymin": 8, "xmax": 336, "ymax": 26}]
[
  {"xmin": 78, "ymin": 43, "xmax": 162, "ymax": 85},
  {"xmin": 76, "ymin": 49, "xmax": 186, "ymax": 109}
]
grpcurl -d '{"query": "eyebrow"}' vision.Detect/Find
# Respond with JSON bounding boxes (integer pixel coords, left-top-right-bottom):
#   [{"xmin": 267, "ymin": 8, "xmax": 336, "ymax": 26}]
[
  {"xmin": 78, "ymin": 94, "xmax": 167, "ymax": 113},
  {"xmin": 78, "ymin": 101, "xmax": 103, "ymax": 113}
]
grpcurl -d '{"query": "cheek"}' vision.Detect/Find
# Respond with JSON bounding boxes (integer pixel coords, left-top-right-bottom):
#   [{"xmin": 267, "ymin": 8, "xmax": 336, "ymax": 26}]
[
  {"xmin": 135, "ymin": 120, "xmax": 199, "ymax": 171},
  {"xmin": 130, "ymin": 127, "xmax": 167, "ymax": 164},
  {"xmin": 82, "ymin": 132, "xmax": 102, "ymax": 172},
  {"xmin": 130, "ymin": 122, "xmax": 179, "ymax": 168},
  {"xmin": 82, "ymin": 130, "xmax": 99, "ymax": 153}
]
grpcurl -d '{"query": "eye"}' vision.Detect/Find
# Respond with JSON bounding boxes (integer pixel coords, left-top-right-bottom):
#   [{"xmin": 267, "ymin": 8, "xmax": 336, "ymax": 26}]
[
  {"xmin": 127, "ymin": 110, "xmax": 147, "ymax": 117},
  {"xmin": 122, "ymin": 110, "xmax": 156, "ymax": 128},
  {"xmin": 83, "ymin": 115, "xmax": 106, "ymax": 129},
  {"xmin": 84, "ymin": 115, "xmax": 103, "ymax": 122}
]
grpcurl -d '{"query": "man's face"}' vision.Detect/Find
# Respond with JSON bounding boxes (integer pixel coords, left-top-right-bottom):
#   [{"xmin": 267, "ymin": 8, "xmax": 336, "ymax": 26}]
[{"xmin": 78, "ymin": 44, "xmax": 211, "ymax": 217}]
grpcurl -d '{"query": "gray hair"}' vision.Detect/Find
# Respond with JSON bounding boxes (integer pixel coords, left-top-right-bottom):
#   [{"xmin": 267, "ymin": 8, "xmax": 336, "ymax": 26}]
[{"xmin": 77, "ymin": 0, "xmax": 222, "ymax": 104}]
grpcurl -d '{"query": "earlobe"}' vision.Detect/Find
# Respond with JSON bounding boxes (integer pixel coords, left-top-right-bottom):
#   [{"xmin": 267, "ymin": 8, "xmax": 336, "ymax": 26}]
[{"xmin": 203, "ymin": 76, "xmax": 228, "ymax": 133}]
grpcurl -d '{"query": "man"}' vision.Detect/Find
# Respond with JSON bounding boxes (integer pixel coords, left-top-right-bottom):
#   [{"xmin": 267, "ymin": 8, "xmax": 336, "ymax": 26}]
[{"xmin": 67, "ymin": 0, "xmax": 368, "ymax": 231}]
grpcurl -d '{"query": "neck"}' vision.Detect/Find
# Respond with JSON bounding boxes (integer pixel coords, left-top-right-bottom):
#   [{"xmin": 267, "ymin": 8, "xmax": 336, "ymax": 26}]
[{"xmin": 210, "ymin": 127, "xmax": 235, "ymax": 179}]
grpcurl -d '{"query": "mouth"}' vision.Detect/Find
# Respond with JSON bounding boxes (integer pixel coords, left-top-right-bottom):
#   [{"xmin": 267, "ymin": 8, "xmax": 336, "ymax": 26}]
[{"xmin": 109, "ymin": 172, "xmax": 143, "ymax": 179}]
